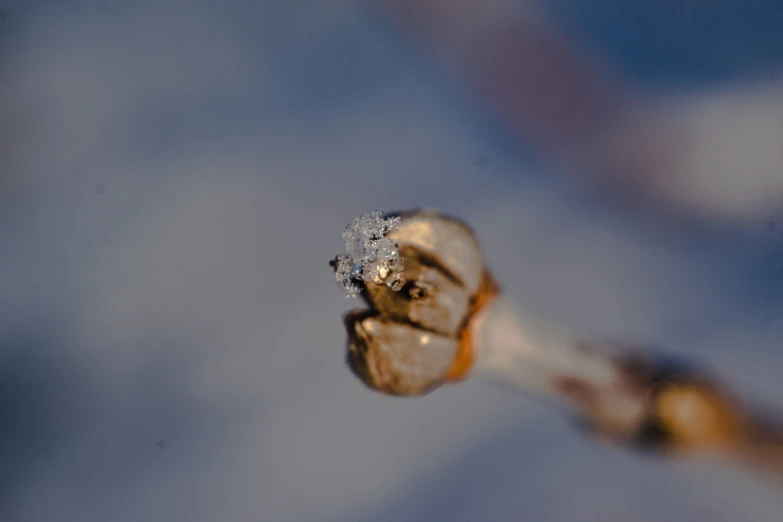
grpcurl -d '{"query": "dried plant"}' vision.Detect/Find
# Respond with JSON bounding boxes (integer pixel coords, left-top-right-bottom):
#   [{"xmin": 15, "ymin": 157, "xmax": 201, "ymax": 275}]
[{"xmin": 332, "ymin": 209, "xmax": 783, "ymax": 482}]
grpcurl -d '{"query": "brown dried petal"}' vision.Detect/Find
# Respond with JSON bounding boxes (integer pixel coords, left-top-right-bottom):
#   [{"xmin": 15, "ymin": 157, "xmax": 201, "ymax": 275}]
[{"xmin": 344, "ymin": 309, "xmax": 459, "ymax": 396}]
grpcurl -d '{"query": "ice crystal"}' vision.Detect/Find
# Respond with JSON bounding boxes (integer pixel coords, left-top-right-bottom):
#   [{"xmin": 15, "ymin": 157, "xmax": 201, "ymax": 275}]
[{"xmin": 334, "ymin": 209, "xmax": 405, "ymax": 298}]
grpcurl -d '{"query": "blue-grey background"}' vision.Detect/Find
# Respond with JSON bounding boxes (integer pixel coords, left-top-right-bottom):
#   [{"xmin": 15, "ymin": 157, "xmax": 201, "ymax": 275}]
[{"xmin": 1, "ymin": 1, "xmax": 783, "ymax": 521}]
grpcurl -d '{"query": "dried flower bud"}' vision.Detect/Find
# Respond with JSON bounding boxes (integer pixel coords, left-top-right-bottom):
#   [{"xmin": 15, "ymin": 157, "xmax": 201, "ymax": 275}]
[{"xmin": 335, "ymin": 209, "xmax": 499, "ymax": 396}]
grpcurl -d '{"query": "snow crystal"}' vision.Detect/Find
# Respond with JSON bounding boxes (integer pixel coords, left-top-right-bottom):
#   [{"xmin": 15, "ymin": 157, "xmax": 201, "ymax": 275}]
[{"xmin": 333, "ymin": 210, "xmax": 405, "ymax": 298}]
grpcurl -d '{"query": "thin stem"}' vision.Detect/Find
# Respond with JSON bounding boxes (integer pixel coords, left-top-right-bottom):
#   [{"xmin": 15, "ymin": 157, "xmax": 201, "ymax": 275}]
[{"xmin": 471, "ymin": 294, "xmax": 783, "ymax": 482}]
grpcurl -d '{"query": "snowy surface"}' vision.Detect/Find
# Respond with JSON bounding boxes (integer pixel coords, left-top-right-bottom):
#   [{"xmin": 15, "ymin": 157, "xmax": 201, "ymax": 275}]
[{"xmin": 1, "ymin": 2, "xmax": 783, "ymax": 522}]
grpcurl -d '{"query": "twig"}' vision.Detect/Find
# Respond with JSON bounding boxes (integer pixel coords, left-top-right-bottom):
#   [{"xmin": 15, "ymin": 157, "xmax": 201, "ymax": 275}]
[{"xmin": 334, "ymin": 209, "xmax": 783, "ymax": 483}]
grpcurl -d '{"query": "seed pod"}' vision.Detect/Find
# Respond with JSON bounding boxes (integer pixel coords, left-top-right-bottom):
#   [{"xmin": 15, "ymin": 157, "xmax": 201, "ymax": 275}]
[{"xmin": 337, "ymin": 210, "xmax": 500, "ymax": 396}]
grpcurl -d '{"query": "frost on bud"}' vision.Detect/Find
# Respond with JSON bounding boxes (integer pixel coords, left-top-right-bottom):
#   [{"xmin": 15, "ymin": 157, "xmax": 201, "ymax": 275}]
[{"xmin": 333, "ymin": 210, "xmax": 405, "ymax": 298}]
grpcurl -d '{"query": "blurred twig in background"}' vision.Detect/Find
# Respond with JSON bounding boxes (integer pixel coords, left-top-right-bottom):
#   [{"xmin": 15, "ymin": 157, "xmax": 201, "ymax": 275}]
[{"xmin": 368, "ymin": 0, "xmax": 783, "ymax": 223}]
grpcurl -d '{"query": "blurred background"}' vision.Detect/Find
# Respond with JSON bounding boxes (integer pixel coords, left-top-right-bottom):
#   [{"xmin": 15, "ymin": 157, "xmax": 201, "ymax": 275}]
[{"xmin": 1, "ymin": 0, "xmax": 783, "ymax": 520}]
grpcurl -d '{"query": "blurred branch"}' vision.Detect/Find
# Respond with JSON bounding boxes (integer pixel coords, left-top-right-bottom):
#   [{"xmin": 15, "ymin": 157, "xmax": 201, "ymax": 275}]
[
  {"xmin": 365, "ymin": 0, "xmax": 783, "ymax": 223},
  {"xmin": 369, "ymin": 0, "xmax": 630, "ymax": 156}
]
